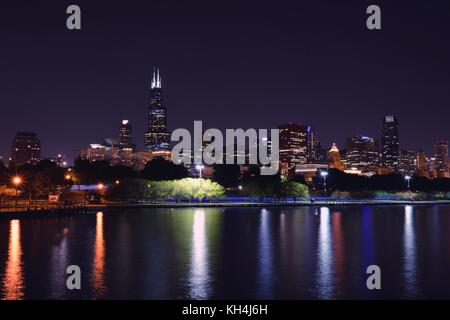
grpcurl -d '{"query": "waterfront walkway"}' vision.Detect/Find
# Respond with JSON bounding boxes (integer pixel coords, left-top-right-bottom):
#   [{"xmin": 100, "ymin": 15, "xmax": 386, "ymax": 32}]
[
  {"xmin": 0, "ymin": 203, "xmax": 106, "ymax": 220},
  {"xmin": 1, "ymin": 199, "xmax": 449, "ymax": 221}
]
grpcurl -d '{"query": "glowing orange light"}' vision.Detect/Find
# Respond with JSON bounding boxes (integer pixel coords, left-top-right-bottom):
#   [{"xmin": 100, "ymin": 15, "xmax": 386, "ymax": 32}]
[
  {"xmin": 115, "ymin": 180, "xmax": 120, "ymax": 185},
  {"xmin": 12, "ymin": 176, "xmax": 22, "ymax": 186},
  {"xmin": 97, "ymin": 183, "xmax": 104, "ymax": 190},
  {"xmin": 3, "ymin": 220, "xmax": 24, "ymax": 300},
  {"xmin": 92, "ymin": 212, "xmax": 105, "ymax": 297},
  {"xmin": 65, "ymin": 174, "xmax": 71, "ymax": 180}
]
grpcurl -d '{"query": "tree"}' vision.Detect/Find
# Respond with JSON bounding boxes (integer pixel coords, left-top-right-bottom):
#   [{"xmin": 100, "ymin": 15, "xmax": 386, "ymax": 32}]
[
  {"xmin": 281, "ymin": 181, "xmax": 309, "ymax": 198},
  {"xmin": 107, "ymin": 178, "xmax": 150, "ymax": 203},
  {"xmin": 148, "ymin": 178, "xmax": 225, "ymax": 201},
  {"xmin": 212, "ymin": 164, "xmax": 241, "ymax": 187},
  {"xmin": 140, "ymin": 157, "xmax": 188, "ymax": 181},
  {"xmin": 18, "ymin": 160, "xmax": 66, "ymax": 199}
]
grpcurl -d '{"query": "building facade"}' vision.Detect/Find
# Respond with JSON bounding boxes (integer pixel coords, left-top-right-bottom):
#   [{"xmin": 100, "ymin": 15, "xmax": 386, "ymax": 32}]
[
  {"xmin": 345, "ymin": 135, "xmax": 380, "ymax": 170},
  {"xmin": 306, "ymin": 126, "xmax": 324, "ymax": 163},
  {"xmin": 327, "ymin": 143, "xmax": 345, "ymax": 171},
  {"xmin": 416, "ymin": 150, "xmax": 429, "ymax": 178},
  {"xmin": 11, "ymin": 132, "xmax": 41, "ymax": 165},
  {"xmin": 398, "ymin": 149, "xmax": 416, "ymax": 176},
  {"xmin": 278, "ymin": 123, "xmax": 308, "ymax": 176},
  {"xmin": 118, "ymin": 120, "xmax": 134, "ymax": 149},
  {"xmin": 381, "ymin": 115, "xmax": 400, "ymax": 171},
  {"xmin": 435, "ymin": 140, "xmax": 449, "ymax": 178},
  {"xmin": 145, "ymin": 68, "xmax": 170, "ymax": 151}
]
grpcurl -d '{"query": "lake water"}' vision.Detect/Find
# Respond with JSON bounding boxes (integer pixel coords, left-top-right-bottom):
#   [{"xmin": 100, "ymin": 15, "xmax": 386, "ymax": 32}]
[{"xmin": 1, "ymin": 205, "xmax": 450, "ymax": 300}]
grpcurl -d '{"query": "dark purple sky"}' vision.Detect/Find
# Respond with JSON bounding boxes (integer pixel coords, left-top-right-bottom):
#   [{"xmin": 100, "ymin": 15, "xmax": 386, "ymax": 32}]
[{"xmin": 1, "ymin": 0, "xmax": 449, "ymax": 162}]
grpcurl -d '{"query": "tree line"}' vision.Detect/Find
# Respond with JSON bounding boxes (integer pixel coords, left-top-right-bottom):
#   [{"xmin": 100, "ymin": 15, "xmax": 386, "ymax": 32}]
[
  {"xmin": 1, "ymin": 158, "xmax": 449, "ymax": 202},
  {"xmin": 311, "ymin": 169, "xmax": 450, "ymax": 192}
]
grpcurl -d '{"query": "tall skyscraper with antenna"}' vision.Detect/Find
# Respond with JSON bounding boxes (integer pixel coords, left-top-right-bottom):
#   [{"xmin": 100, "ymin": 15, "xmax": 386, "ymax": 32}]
[
  {"xmin": 145, "ymin": 68, "xmax": 170, "ymax": 151},
  {"xmin": 381, "ymin": 115, "xmax": 400, "ymax": 171}
]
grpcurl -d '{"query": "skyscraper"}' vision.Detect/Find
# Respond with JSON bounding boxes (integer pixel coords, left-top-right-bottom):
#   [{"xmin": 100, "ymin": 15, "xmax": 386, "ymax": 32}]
[
  {"xmin": 435, "ymin": 140, "xmax": 449, "ymax": 178},
  {"xmin": 398, "ymin": 150, "xmax": 416, "ymax": 176},
  {"xmin": 327, "ymin": 143, "xmax": 345, "ymax": 171},
  {"xmin": 118, "ymin": 120, "xmax": 134, "ymax": 149},
  {"xmin": 11, "ymin": 132, "xmax": 41, "ymax": 165},
  {"xmin": 381, "ymin": 115, "xmax": 399, "ymax": 171},
  {"xmin": 278, "ymin": 123, "xmax": 308, "ymax": 175},
  {"xmin": 145, "ymin": 68, "xmax": 170, "ymax": 151},
  {"xmin": 345, "ymin": 135, "xmax": 380, "ymax": 170},
  {"xmin": 306, "ymin": 126, "xmax": 323, "ymax": 163},
  {"xmin": 416, "ymin": 150, "xmax": 429, "ymax": 178}
]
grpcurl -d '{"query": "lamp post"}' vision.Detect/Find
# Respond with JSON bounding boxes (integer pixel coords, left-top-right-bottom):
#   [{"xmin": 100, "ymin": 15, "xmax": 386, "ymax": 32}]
[
  {"xmin": 12, "ymin": 176, "xmax": 22, "ymax": 210},
  {"xmin": 320, "ymin": 171, "xmax": 328, "ymax": 194},
  {"xmin": 196, "ymin": 164, "xmax": 205, "ymax": 179},
  {"xmin": 405, "ymin": 175, "xmax": 412, "ymax": 200},
  {"xmin": 196, "ymin": 164, "xmax": 205, "ymax": 201}
]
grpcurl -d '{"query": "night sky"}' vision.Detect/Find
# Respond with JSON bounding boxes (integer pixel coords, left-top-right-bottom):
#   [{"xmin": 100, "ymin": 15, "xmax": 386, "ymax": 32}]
[{"xmin": 1, "ymin": 0, "xmax": 449, "ymax": 162}]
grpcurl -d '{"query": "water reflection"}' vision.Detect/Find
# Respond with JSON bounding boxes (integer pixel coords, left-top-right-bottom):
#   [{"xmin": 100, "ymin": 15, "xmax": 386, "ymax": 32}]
[
  {"xmin": 315, "ymin": 207, "xmax": 334, "ymax": 299},
  {"xmin": 91, "ymin": 212, "xmax": 106, "ymax": 298},
  {"xmin": 403, "ymin": 205, "xmax": 417, "ymax": 297},
  {"xmin": 188, "ymin": 210, "xmax": 210, "ymax": 299},
  {"xmin": 1, "ymin": 205, "xmax": 449, "ymax": 299},
  {"xmin": 50, "ymin": 228, "xmax": 69, "ymax": 298},
  {"xmin": 362, "ymin": 207, "xmax": 375, "ymax": 266},
  {"xmin": 332, "ymin": 211, "xmax": 345, "ymax": 295},
  {"xmin": 258, "ymin": 208, "xmax": 274, "ymax": 298},
  {"xmin": 2, "ymin": 220, "xmax": 24, "ymax": 300}
]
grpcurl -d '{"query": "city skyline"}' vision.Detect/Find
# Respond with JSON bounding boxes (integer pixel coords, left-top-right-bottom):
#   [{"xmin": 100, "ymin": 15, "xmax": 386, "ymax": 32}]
[
  {"xmin": 2, "ymin": 83, "xmax": 447, "ymax": 169},
  {"xmin": 1, "ymin": 1, "xmax": 450, "ymax": 159},
  {"xmin": 2, "ymin": 1, "xmax": 450, "ymax": 305}
]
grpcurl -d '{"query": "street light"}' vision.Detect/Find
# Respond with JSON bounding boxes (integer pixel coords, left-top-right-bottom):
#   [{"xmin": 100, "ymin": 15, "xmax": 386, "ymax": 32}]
[
  {"xmin": 195, "ymin": 164, "xmax": 205, "ymax": 179},
  {"xmin": 12, "ymin": 176, "xmax": 22, "ymax": 210},
  {"xmin": 97, "ymin": 183, "xmax": 104, "ymax": 191},
  {"xmin": 195, "ymin": 164, "xmax": 205, "ymax": 201},
  {"xmin": 320, "ymin": 171, "xmax": 328, "ymax": 193},
  {"xmin": 405, "ymin": 175, "xmax": 412, "ymax": 200}
]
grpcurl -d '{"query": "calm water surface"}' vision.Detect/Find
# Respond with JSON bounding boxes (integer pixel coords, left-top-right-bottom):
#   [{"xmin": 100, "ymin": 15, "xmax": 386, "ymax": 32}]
[{"xmin": 1, "ymin": 205, "xmax": 450, "ymax": 300}]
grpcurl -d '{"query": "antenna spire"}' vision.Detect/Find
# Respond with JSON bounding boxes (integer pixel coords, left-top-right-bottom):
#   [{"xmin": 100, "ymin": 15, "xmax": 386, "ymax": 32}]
[
  {"xmin": 151, "ymin": 67, "xmax": 156, "ymax": 89},
  {"xmin": 157, "ymin": 68, "xmax": 161, "ymax": 88}
]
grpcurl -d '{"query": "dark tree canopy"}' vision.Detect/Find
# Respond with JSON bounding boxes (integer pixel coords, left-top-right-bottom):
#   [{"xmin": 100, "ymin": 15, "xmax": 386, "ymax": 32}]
[
  {"xmin": 140, "ymin": 157, "xmax": 188, "ymax": 181},
  {"xmin": 74, "ymin": 158, "xmax": 138, "ymax": 184},
  {"xmin": 212, "ymin": 164, "xmax": 241, "ymax": 187}
]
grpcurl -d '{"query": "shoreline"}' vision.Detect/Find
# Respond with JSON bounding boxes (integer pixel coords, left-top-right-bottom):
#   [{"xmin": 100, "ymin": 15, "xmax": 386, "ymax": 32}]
[
  {"xmin": 107, "ymin": 199, "xmax": 450, "ymax": 209},
  {"xmin": 0, "ymin": 205, "xmax": 106, "ymax": 221},
  {"xmin": 0, "ymin": 199, "xmax": 449, "ymax": 220}
]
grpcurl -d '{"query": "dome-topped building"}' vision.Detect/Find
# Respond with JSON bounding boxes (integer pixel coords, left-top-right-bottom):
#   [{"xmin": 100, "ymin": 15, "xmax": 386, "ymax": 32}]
[{"xmin": 327, "ymin": 143, "xmax": 345, "ymax": 171}]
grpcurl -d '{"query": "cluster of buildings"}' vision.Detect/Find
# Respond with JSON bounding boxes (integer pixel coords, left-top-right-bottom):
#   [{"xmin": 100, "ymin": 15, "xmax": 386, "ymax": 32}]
[
  {"xmin": 5, "ymin": 132, "xmax": 67, "ymax": 167},
  {"xmin": 3, "ymin": 69, "xmax": 449, "ymax": 182},
  {"xmin": 75, "ymin": 68, "xmax": 171, "ymax": 171},
  {"xmin": 289, "ymin": 115, "xmax": 449, "ymax": 182}
]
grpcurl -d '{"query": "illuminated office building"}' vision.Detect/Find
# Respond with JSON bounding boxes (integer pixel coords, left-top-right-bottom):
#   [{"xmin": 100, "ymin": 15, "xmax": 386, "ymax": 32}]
[
  {"xmin": 145, "ymin": 68, "xmax": 170, "ymax": 151},
  {"xmin": 278, "ymin": 123, "xmax": 308, "ymax": 175},
  {"xmin": 327, "ymin": 143, "xmax": 345, "ymax": 171},
  {"xmin": 381, "ymin": 115, "xmax": 399, "ymax": 170},
  {"xmin": 11, "ymin": 132, "xmax": 41, "ymax": 165},
  {"xmin": 118, "ymin": 120, "xmax": 134, "ymax": 149},
  {"xmin": 398, "ymin": 149, "xmax": 416, "ymax": 176},
  {"xmin": 345, "ymin": 135, "xmax": 380, "ymax": 170},
  {"xmin": 416, "ymin": 150, "xmax": 429, "ymax": 178},
  {"xmin": 435, "ymin": 140, "xmax": 449, "ymax": 178}
]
